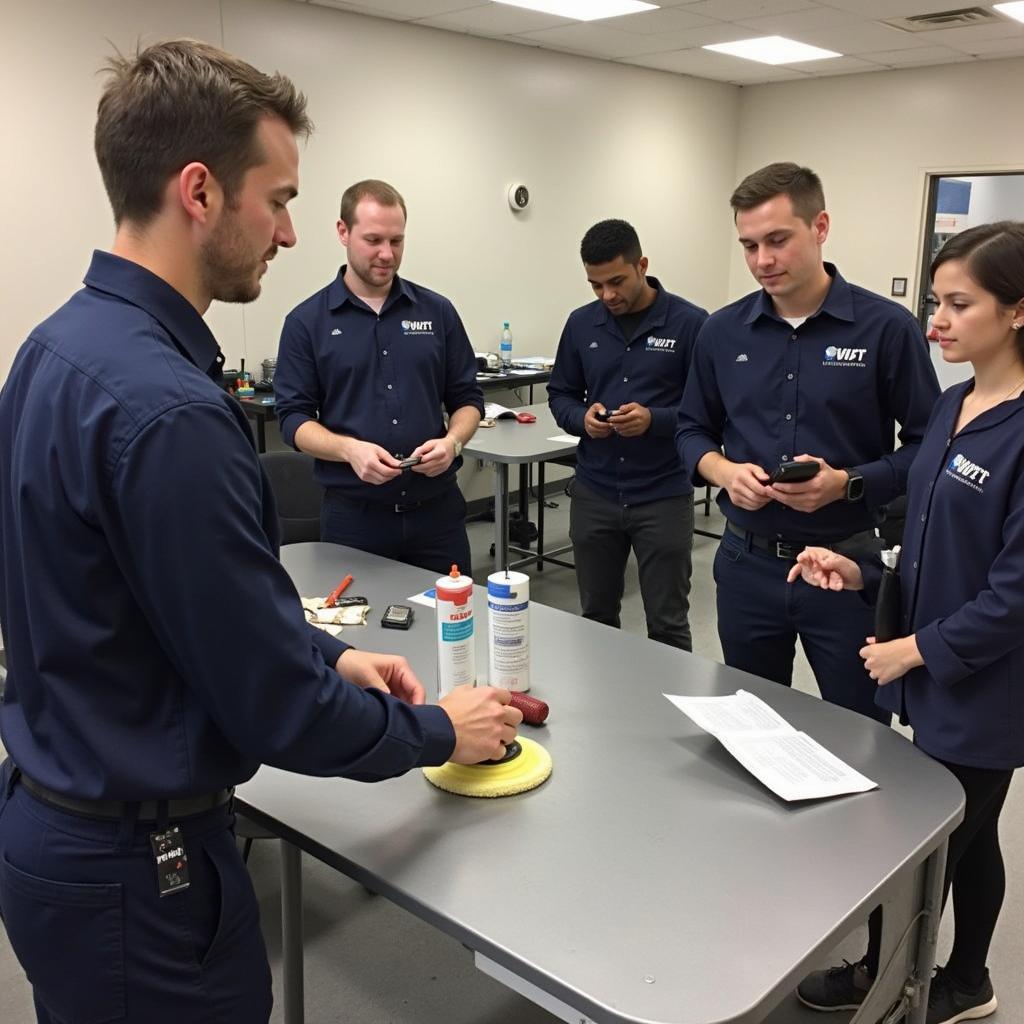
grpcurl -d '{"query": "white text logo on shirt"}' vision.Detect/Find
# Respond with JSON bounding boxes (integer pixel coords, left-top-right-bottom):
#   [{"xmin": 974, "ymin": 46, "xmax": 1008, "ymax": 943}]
[
  {"xmin": 645, "ymin": 335, "xmax": 677, "ymax": 352},
  {"xmin": 946, "ymin": 453, "xmax": 991, "ymax": 493},
  {"xmin": 589, "ymin": 341, "xmax": 599, "ymax": 349},
  {"xmin": 736, "ymin": 353, "xmax": 749, "ymax": 362},
  {"xmin": 822, "ymin": 345, "xmax": 867, "ymax": 367},
  {"xmin": 330, "ymin": 328, "xmax": 342, "ymax": 336},
  {"xmin": 401, "ymin": 319, "xmax": 434, "ymax": 335}
]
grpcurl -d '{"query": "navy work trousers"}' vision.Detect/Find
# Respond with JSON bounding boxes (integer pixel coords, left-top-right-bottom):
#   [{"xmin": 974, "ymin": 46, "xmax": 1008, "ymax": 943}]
[
  {"xmin": 714, "ymin": 526, "xmax": 890, "ymax": 725},
  {"xmin": 0, "ymin": 761, "xmax": 272, "ymax": 1023},
  {"xmin": 321, "ymin": 483, "xmax": 472, "ymax": 578}
]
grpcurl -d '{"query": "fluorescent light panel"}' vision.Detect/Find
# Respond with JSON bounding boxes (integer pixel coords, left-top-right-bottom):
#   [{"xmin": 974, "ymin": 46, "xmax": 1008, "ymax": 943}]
[
  {"xmin": 704, "ymin": 35, "xmax": 841, "ymax": 65},
  {"xmin": 994, "ymin": 2, "xmax": 1024, "ymax": 25},
  {"xmin": 493, "ymin": 0, "xmax": 657, "ymax": 22}
]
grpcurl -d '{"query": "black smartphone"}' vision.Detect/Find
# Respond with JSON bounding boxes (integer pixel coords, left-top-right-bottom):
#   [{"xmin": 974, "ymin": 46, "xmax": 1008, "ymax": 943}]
[
  {"xmin": 381, "ymin": 604, "xmax": 414, "ymax": 629},
  {"xmin": 595, "ymin": 408, "xmax": 616, "ymax": 422},
  {"xmin": 769, "ymin": 460, "xmax": 821, "ymax": 484}
]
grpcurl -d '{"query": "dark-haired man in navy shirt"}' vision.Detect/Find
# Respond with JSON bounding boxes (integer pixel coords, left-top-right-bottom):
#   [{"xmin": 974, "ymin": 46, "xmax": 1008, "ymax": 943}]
[
  {"xmin": 549, "ymin": 220, "xmax": 707, "ymax": 650},
  {"xmin": 676, "ymin": 163, "xmax": 939, "ymax": 721},
  {"xmin": 0, "ymin": 43, "xmax": 517, "ymax": 1023},
  {"xmin": 274, "ymin": 179, "xmax": 483, "ymax": 575}
]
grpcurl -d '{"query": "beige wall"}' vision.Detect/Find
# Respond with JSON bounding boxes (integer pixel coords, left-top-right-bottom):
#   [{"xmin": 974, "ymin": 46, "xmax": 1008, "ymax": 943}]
[
  {"xmin": 0, "ymin": 0, "xmax": 739, "ymax": 379},
  {"xmin": 734, "ymin": 57, "xmax": 1024, "ymax": 389}
]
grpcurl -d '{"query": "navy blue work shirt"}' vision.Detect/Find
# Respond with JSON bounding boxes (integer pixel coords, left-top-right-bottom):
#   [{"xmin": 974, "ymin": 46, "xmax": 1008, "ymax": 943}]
[
  {"xmin": 863, "ymin": 383, "xmax": 1024, "ymax": 770},
  {"xmin": 275, "ymin": 269, "xmax": 484, "ymax": 502},
  {"xmin": 548, "ymin": 278, "xmax": 707, "ymax": 506},
  {"xmin": 0, "ymin": 251, "xmax": 455, "ymax": 801},
  {"xmin": 676, "ymin": 264, "xmax": 940, "ymax": 542}
]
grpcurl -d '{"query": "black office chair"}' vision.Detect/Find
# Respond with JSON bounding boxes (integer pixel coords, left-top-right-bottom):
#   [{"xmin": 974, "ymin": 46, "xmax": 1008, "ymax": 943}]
[{"xmin": 259, "ymin": 450, "xmax": 323, "ymax": 545}]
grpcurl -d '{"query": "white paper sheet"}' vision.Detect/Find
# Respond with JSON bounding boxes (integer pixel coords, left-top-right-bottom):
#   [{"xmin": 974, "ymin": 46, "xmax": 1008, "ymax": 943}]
[
  {"xmin": 547, "ymin": 434, "xmax": 580, "ymax": 444},
  {"xmin": 408, "ymin": 588, "xmax": 437, "ymax": 608},
  {"xmin": 664, "ymin": 690, "xmax": 878, "ymax": 802}
]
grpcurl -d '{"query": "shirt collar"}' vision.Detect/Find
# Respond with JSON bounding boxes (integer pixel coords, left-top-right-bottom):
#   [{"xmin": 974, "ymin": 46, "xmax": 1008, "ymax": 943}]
[
  {"xmin": 743, "ymin": 262, "xmax": 855, "ymax": 326},
  {"xmin": 327, "ymin": 266, "xmax": 414, "ymax": 312},
  {"xmin": 83, "ymin": 250, "xmax": 223, "ymax": 377},
  {"xmin": 593, "ymin": 276, "xmax": 669, "ymax": 328}
]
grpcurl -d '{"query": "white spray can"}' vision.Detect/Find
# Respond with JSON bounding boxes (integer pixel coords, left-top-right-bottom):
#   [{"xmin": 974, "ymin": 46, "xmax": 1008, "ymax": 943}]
[
  {"xmin": 487, "ymin": 570, "xmax": 530, "ymax": 692},
  {"xmin": 436, "ymin": 565, "xmax": 476, "ymax": 697}
]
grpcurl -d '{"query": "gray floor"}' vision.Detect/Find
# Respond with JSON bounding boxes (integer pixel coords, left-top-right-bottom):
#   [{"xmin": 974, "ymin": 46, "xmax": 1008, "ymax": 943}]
[{"xmin": 1, "ymin": 494, "xmax": 1021, "ymax": 1023}]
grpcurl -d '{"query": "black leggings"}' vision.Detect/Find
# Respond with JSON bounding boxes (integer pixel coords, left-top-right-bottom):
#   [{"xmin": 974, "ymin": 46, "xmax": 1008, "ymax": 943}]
[{"xmin": 865, "ymin": 758, "xmax": 1015, "ymax": 990}]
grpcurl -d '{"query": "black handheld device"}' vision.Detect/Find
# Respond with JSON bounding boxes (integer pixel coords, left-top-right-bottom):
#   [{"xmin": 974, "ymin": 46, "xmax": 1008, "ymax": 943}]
[
  {"xmin": 399, "ymin": 456, "xmax": 422, "ymax": 469},
  {"xmin": 769, "ymin": 460, "xmax": 821, "ymax": 484},
  {"xmin": 381, "ymin": 604, "xmax": 414, "ymax": 630},
  {"xmin": 595, "ymin": 408, "xmax": 616, "ymax": 422}
]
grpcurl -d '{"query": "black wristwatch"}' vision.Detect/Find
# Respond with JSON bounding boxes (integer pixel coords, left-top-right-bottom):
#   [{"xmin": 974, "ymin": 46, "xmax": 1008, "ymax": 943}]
[{"xmin": 845, "ymin": 469, "xmax": 865, "ymax": 502}]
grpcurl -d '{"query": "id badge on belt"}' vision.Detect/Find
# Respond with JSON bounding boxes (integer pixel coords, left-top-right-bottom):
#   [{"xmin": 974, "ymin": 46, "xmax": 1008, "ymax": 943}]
[{"xmin": 149, "ymin": 827, "xmax": 190, "ymax": 897}]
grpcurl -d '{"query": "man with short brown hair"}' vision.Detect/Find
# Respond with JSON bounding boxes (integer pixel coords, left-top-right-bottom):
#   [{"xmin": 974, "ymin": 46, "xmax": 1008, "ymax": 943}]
[
  {"xmin": 0, "ymin": 41, "xmax": 518, "ymax": 1023},
  {"xmin": 677, "ymin": 162, "xmax": 939, "ymax": 724},
  {"xmin": 275, "ymin": 179, "xmax": 483, "ymax": 574}
]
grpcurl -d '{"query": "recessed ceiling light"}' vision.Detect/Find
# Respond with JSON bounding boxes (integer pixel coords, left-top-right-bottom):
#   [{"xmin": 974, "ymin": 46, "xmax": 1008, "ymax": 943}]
[
  {"xmin": 994, "ymin": 2, "xmax": 1024, "ymax": 25},
  {"xmin": 493, "ymin": 0, "xmax": 658, "ymax": 22},
  {"xmin": 704, "ymin": 36, "xmax": 842, "ymax": 65}
]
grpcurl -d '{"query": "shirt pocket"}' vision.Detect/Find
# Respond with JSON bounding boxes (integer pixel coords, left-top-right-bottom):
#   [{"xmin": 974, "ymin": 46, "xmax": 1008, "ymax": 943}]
[{"xmin": 0, "ymin": 853, "xmax": 124, "ymax": 1023}]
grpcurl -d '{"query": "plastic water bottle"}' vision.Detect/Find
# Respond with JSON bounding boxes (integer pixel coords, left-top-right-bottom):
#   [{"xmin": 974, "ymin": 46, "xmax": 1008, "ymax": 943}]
[{"xmin": 500, "ymin": 321, "xmax": 513, "ymax": 369}]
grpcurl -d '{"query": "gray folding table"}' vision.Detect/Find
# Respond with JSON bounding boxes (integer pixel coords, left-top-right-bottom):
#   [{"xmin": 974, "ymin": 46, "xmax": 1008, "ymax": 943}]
[{"xmin": 236, "ymin": 543, "xmax": 964, "ymax": 1024}]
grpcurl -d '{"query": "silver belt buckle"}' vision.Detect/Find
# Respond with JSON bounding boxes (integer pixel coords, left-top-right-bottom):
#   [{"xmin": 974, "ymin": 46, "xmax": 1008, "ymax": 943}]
[{"xmin": 776, "ymin": 540, "xmax": 801, "ymax": 560}]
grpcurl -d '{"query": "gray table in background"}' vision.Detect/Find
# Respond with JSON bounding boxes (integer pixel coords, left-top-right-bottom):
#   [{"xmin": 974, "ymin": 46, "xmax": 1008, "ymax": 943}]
[
  {"xmin": 236, "ymin": 544, "xmax": 964, "ymax": 1024},
  {"xmin": 464, "ymin": 402, "xmax": 578, "ymax": 572}
]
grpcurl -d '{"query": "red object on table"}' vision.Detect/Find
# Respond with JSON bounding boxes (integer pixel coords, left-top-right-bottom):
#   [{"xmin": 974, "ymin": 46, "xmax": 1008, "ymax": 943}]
[
  {"xmin": 509, "ymin": 691, "xmax": 549, "ymax": 725},
  {"xmin": 515, "ymin": 412, "xmax": 537, "ymax": 424},
  {"xmin": 324, "ymin": 574, "xmax": 353, "ymax": 607}
]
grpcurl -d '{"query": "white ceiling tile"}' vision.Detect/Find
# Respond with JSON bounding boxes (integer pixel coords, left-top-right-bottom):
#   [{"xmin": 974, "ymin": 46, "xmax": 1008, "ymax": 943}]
[
  {"xmin": 734, "ymin": 7, "xmax": 865, "ymax": 35},
  {"xmin": 802, "ymin": 22, "xmax": 931, "ymax": 55},
  {"xmin": 790, "ymin": 54, "xmax": 886, "ymax": 76},
  {"xmin": 605, "ymin": 7, "xmax": 720, "ymax": 35},
  {"xmin": 914, "ymin": 21, "xmax": 1024, "ymax": 50},
  {"xmin": 516, "ymin": 22, "xmax": 687, "ymax": 58},
  {"xmin": 311, "ymin": 0, "xmax": 476, "ymax": 19},
  {"xmin": 957, "ymin": 37, "xmax": 1024, "ymax": 56},
  {"xmin": 415, "ymin": 5, "xmax": 572, "ymax": 33},
  {"xmin": 671, "ymin": 0, "xmax": 818, "ymax": 19},
  {"xmin": 863, "ymin": 44, "xmax": 977, "ymax": 66},
  {"xmin": 620, "ymin": 45, "xmax": 803, "ymax": 82}
]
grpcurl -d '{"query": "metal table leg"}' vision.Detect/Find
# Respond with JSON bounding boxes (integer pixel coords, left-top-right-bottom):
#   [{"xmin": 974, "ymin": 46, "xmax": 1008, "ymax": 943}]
[
  {"xmin": 906, "ymin": 840, "xmax": 948, "ymax": 1024},
  {"xmin": 281, "ymin": 841, "xmax": 305, "ymax": 1024},
  {"xmin": 494, "ymin": 463, "xmax": 510, "ymax": 572}
]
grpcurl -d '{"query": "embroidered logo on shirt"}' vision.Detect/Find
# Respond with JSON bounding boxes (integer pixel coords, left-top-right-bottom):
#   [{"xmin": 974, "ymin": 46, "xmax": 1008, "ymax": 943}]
[
  {"xmin": 645, "ymin": 335, "xmax": 677, "ymax": 352},
  {"xmin": 330, "ymin": 328, "xmax": 342, "ymax": 336},
  {"xmin": 735, "ymin": 353, "xmax": 749, "ymax": 362},
  {"xmin": 401, "ymin": 319, "xmax": 434, "ymax": 335},
  {"xmin": 822, "ymin": 345, "xmax": 867, "ymax": 367},
  {"xmin": 946, "ymin": 453, "xmax": 991, "ymax": 493},
  {"xmin": 589, "ymin": 341, "xmax": 599, "ymax": 349}
]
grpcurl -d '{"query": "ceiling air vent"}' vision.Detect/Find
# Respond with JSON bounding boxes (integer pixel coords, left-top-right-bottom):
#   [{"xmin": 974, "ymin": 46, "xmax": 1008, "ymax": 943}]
[{"xmin": 884, "ymin": 6, "xmax": 1003, "ymax": 32}]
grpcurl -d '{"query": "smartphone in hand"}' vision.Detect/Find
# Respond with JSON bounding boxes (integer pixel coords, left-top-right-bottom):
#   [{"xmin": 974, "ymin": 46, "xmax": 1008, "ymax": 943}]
[{"xmin": 769, "ymin": 460, "xmax": 821, "ymax": 484}]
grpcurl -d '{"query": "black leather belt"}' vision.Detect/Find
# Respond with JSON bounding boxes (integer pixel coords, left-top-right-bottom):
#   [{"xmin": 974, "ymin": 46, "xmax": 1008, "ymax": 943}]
[
  {"xmin": 328, "ymin": 487, "xmax": 450, "ymax": 515},
  {"xmin": 19, "ymin": 772, "xmax": 233, "ymax": 822},
  {"xmin": 725, "ymin": 521, "xmax": 835, "ymax": 561}
]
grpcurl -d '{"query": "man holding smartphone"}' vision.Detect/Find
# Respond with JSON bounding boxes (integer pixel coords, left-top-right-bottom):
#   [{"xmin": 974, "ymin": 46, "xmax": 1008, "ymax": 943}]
[
  {"xmin": 274, "ymin": 179, "xmax": 483, "ymax": 575},
  {"xmin": 549, "ymin": 220, "xmax": 707, "ymax": 650},
  {"xmin": 676, "ymin": 163, "xmax": 939, "ymax": 720}
]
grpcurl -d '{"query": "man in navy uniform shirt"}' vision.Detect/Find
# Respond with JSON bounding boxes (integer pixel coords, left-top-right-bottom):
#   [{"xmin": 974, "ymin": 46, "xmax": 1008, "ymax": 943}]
[
  {"xmin": 0, "ymin": 42, "xmax": 518, "ymax": 1023},
  {"xmin": 676, "ymin": 163, "xmax": 939, "ymax": 720},
  {"xmin": 549, "ymin": 220, "xmax": 707, "ymax": 650},
  {"xmin": 274, "ymin": 179, "xmax": 483, "ymax": 575}
]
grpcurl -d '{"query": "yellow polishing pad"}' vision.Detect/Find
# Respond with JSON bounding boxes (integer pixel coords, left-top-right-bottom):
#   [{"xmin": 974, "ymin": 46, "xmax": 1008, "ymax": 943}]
[{"xmin": 423, "ymin": 737, "xmax": 552, "ymax": 798}]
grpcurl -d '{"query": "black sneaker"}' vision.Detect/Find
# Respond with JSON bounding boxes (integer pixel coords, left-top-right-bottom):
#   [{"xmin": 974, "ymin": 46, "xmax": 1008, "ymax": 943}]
[
  {"xmin": 926, "ymin": 967, "xmax": 997, "ymax": 1024},
  {"xmin": 797, "ymin": 958, "xmax": 873, "ymax": 1011}
]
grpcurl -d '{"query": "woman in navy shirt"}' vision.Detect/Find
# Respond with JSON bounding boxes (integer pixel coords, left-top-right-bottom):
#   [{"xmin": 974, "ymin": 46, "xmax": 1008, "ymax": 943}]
[{"xmin": 790, "ymin": 221, "xmax": 1024, "ymax": 1024}]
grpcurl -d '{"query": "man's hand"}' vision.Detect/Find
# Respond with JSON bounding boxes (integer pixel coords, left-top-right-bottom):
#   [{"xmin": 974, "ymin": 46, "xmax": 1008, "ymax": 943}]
[
  {"xmin": 344, "ymin": 440, "xmax": 402, "ymax": 485},
  {"xmin": 722, "ymin": 461, "xmax": 772, "ymax": 511},
  {"xmin": 860, "ymin": 635, "xmax": 924, "ymax": 686},
  {"xmin": 767, "ymin": 456, "xmax": 847, "ymax": 513},
  {"xmin": 439, "ymin": 685, "xmax": 523, "ymax": 764},
  {"xmin": 583, "ymin": 402, "xmax": 615, "ymax": 439},
  {"xmin": 608, "ymin": 402, "xmax": 651, "ymax": 438},
  {"xmin": 410, "ymin": 436, "xmax": 456, "ymax": 477},
  {"xmin": 336, "ymin": 649, "xmax": 425, "ymax": 705},
  {"xmin": 787, "ymin": 547, "xmax": 864, "ymax": 591}
]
